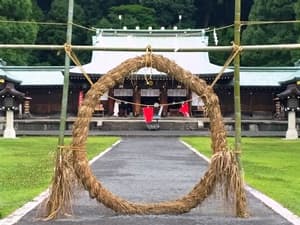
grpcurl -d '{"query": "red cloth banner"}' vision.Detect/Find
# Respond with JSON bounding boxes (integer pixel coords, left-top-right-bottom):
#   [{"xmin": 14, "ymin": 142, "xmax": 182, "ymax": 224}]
[
  {"xmin": 78, "ymin": 91, "xmax": 84, "ymax": 109},
  {"xmin": 179, "ymin": 102, "xmax": 190, "ymax": 117},
  {"xmin": 143, "ymin": 106, "xmax": 154, "ymax": 123}
]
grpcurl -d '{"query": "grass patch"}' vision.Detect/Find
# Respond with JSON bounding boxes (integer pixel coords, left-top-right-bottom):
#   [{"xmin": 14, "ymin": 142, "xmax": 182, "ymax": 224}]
[
  {"xmin": 0, "ymin": 136, "xmax": 119, "ymax": 218},
  {"xmin": 181, "ymin": 137, "xmax": 300, "ymax": 216}
]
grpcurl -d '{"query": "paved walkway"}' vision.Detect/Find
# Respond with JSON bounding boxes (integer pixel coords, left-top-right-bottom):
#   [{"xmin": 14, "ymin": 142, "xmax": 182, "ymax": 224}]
[{"xmin": 11, "ymin": 137, "xmax": 293, "ymax": 224}]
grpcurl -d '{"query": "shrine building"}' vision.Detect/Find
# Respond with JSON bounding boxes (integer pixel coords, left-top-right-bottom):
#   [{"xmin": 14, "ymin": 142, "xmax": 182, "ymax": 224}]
[
  {"xmin": 1, "ymin": 28, "xmax": 300, "ymax": 119},
  {"xmin": 69, "ymin": 28, "xmax": 234, "ymax": 117}
]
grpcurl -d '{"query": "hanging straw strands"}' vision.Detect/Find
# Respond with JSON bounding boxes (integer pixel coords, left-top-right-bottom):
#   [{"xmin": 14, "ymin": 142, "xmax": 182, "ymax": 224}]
[{"xmin": 41, "ymin": 145, "xmax": 76, "ymax": 220}]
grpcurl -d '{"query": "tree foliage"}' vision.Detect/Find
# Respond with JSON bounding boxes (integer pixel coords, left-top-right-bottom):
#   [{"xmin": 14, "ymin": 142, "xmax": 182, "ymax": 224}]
[
  {"xmin": 0, "ymin": 0, "xmax": 38, "ymax": 65},
  {"xmin": 140, "ymin": 0, "xmax": 196, "ymax": 28},
  {"xmin": 1, "ymin": 0, "xmax": 300, "ymax": 66},
  {"xmin": 33, "ymin": 0, "xmax": 87, "ymax": 65},
  {"xmin": 241, "ymin": 0, "xmax": 298, "ymax": 66},
  {"xmin": 106, "ymin": 4, "xmax": 157, "ymax": 29},
  {"xmin": 291, "ymin": 0, "xmax": 300, "ymax": 65}
]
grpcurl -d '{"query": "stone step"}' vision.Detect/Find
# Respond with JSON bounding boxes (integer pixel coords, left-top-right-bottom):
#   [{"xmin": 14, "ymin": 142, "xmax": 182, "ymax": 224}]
[{"xmin": 97, "ymin": 120, "xmax": 207, "ymax": 131}]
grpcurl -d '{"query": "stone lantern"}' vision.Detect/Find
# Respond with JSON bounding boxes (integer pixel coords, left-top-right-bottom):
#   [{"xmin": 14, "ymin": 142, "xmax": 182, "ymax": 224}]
[
  {"xmin": 0, "ymin": 82, "xmax": 25, "ymax": 138},
  {"xmin": 277, "ymin": 83, "xmax": 300, "ymax": 139}
]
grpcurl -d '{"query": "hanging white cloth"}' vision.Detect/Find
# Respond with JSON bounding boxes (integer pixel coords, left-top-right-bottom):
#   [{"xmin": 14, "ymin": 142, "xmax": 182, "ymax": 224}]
[{"xmin": 113, "ymin": 101, "xmax": 119, "ymax": 117}]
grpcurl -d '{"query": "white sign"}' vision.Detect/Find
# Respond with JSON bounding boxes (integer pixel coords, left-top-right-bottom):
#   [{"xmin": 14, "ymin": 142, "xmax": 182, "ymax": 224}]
[
  {"xmin": 141, "ymin": 89, "xmax": 160, "ymax": 96},
  {"xmin": 167, "ymin": 89, "xmax": 187, "ymax": 97},
  {"xmin": 192, "ymin": 92, "xmax": 204, "ymax": 106},
  {"xmin": 114, "ymin": 89, "xmax": 133, "ymax": 96}
]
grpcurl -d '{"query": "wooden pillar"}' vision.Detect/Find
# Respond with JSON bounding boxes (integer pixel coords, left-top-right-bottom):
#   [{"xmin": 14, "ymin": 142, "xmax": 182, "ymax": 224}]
[
  {"xmin": 133, "ymin": 87, "xmax": 141, "ymax": 116},
  {"xmin": 160, "ymin": 87, "xmax": 168, "ymax": 116},
  {"xmin": 188, "ymin": 89, "xmax": 192, "ymax": 116},
  {"xmin": 108, "ymin": 88, "xmax": 114, "ymax": 115},
  {"xmin": 24, "ymin": 97, "xmax": 32, "ymax": 117}
]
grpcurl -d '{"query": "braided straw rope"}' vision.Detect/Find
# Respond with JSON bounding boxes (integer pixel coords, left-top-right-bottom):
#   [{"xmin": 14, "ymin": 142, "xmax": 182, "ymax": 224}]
[{"xmin": 47, "ymin": 53, "xmax": 247, "ymax": 218}]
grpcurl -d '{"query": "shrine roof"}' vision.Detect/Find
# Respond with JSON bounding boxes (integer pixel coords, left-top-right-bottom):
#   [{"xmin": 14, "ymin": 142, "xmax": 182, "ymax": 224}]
[
  {"xmin": 0, "ymin": 66, "xmax": 64, "ymax": 86},
  {"xmin": 70, "ymin": 29, "xmax": 232, "ymax": 76},
  {"xmin": 1, "ymin": 66, "xmax": 300, "ymax": 87}
]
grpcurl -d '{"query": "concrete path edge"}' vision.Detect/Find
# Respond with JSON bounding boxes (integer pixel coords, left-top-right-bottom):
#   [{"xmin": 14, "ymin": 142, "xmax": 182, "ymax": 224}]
[
  {"xmin": 0, "ymin": 140, "xmax": 122, "ymax": 225},
  {"xmin": 1, "ymin": 139, "xmax": 299, "ymax": 225},
  {"xmin": 180, "ymin": 140, "xmax": 300, "ymax": 225}
]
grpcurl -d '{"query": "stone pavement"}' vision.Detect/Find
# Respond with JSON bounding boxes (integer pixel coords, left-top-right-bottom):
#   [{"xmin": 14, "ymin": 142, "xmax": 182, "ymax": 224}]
[{"xmin": 11, "ymin": 137, "xmax": 294, "ymax": 225}]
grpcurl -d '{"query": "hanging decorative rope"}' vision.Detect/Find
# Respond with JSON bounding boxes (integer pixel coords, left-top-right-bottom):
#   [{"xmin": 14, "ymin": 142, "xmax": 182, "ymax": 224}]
[
  {"xmin": 43, "ymin": 51, "xmax": 248, "ymax": 220},
  {"xmin": 210, "ymin": 42, "xmax": 243, "ymax": 88},
  {"xmin": 65, "ymin": 44, "xmax": 201, "ymax": 108},
  {"xmin": 64, "ymin": 44, "xmax": 94, "ymax": 86}
]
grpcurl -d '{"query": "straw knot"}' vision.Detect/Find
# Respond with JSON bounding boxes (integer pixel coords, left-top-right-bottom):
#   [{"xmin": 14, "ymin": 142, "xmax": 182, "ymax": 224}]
[
  {"xmin": 145, "ymin": 45, "xmax": 152, "ymax": 67},
  {"xmin": 64, "ymin": 43, "xmax": 72, "ymax": 54}
]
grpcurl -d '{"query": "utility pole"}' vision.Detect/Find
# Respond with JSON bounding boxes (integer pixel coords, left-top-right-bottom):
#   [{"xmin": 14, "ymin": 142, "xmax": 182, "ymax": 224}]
[
  {"xmin": 58, "ymin": 0, "xmax": 73, "ymax": 145},
  {"xmin": 234, "ymin": 0, "xmax": 243, "ymax": 169}
]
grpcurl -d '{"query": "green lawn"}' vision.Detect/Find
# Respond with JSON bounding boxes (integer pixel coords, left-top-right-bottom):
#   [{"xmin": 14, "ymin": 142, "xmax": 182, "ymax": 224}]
[
  {"xmin": 0, "ymin": 136, "xmax": 119, "ymax": 219},
  {"xmin": 181, "ymin": 137, "xmax": 300, "ymax": 216}
]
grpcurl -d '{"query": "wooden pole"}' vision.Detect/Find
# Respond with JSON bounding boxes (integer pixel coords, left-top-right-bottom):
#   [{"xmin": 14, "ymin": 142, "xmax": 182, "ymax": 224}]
[
  {"xmin": 234, "ymin": 0, "xmax": 242, "ymax": 168},
  {"xmin": 58, "ymin": 0, "xmax": 73, "ymax": 145},
  {"xmin": 2, "ymin": 43, "xmax": 300, "ymax": 51},
  {"xmin": 234, "ymin": 0, "xmax": 249, "ymax": 218}
]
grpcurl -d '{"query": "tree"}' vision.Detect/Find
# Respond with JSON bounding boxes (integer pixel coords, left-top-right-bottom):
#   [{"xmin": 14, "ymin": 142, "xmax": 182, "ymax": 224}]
[
  {"xmin": 195, "ymin": 0, "xmax": 253, "ymax": 66},
  {"xmin": 241, "ymin": 0, "xmax": 297, "ymax": 66},
  {"xmin": 209, "ymin": 27, "xmax": 235, "ymax": 65},
  {"xmin": 34, "ymin": 0, "xmax": 87, "ymax": 65},
  {"xmin": 0, "ymin": 0, "xmax": 258, "ymax": 65},
  {"xmin": 104, "ymin": 4, "xmax": 157, "ymax": 29},
  {"xmin": 291, "ymin": 0, "xmax": 300, "ymax": 64},
  {"xmin": 35, "ymin": 0, "xmax": 52, "ymax": 12},
  {"xmin": 31, "ymin": 0, "xmax": 44, "ymax": 21},
  {"xmin": 140, "ymin": 0, "xmax": 196, "ymax": 28},
  {"xmin": 0, "ymin": 0, "xmax": 38, "ymax": 65},
  {"xmin": 75, "ymin": 0, "xmax": 141, "ymax": 27}
]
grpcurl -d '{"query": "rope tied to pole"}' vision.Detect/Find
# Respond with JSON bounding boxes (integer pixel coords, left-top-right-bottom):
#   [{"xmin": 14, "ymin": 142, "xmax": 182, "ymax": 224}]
[
  {"xmin": 64, "ymin": 43, "xmax": 94, "ymax": 86},
  {"xmin": 145, "ymin": 45, "xmax": 153, "ymax": 67},
  {"xmin": 233, "ymin": 150, "xmax": 242, "ymax": 154},
  {"xmin": 57, "ymin": 145, "xmax": 86, "ymax": 152},
  {"xmin": 144, "ymin": 45, "xmax": 153, "ymax": 84},
  {"xmin": 210, "ymin": 42, "xmax": 243, "ymax": 88}
]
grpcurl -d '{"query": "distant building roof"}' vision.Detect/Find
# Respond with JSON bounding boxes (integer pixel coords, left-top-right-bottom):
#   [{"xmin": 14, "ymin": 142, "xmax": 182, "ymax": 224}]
[
  {"xmin": 238, "ymin": 67, "xmax": 300, "ymax": 86},
  {"xmin": 279, "ymin": 69, "xmax": 300, "ymax": 85},
  {"xmin": 70, "ymin": 29, "xmax": 233, "ymax": 76},
  {"xmin": 0, "ymin": 66, "xmax": 64, "ymax": 86},
  {"xmin": 0, "ymin": 68, "xmax": 22, "ymax": 83},
  {"xmin": 1, "ymin": 65, "xmax": 300, "ymax": 87}
]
